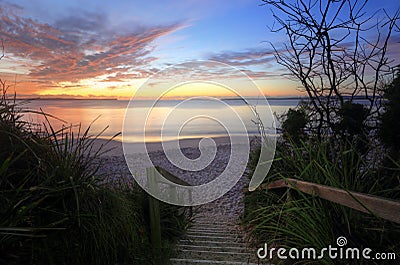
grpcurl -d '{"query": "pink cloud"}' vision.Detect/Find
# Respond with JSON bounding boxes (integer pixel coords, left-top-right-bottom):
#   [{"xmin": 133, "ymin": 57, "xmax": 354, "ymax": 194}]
[{"xmin": 0, "ymin": 4, "xmax": 183, "ymax": 89}]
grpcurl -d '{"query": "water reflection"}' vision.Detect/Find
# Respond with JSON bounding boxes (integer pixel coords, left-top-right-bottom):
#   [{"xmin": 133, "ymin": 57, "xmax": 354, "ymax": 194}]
[{"xmin": 21, "ymin": 99, "xmax": 298, "ymax": 142}]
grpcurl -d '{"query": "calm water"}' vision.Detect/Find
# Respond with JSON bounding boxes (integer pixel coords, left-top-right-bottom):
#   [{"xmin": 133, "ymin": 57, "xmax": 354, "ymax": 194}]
[{"xmin": 21, "ymin": 98, "xmax": 299, "ymax": 142}]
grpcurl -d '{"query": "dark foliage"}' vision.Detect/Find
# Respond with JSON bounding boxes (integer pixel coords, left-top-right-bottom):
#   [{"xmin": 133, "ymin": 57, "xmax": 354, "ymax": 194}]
[
  {"xmin": 380, "ymin": 69, "xmax": 400, "ymax": 158},
  {"xmin": 281, "ymin": 108, "xmax": 307, "ymax": 144}
]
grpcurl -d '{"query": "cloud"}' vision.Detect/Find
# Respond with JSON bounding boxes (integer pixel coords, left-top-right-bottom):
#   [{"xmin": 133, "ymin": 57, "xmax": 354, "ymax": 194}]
[
  {"xmin": 202, "ymin": 47, "xmax": 292, "ymax": 80},
  {"xmin": 208, "ymin": 48, "xmax": 276, "ymax": 67},
  {"xmin": 54, "ymin": 11, "xmax": 108, "ymax": 33},
  {"xmin": 206, "ymin": 32, "xmax": 400, "ymax": 81},
  {"xmin": 0, "ymin": 4, "xmax": 183, "ymax": 88},
  {"xmin": 195, "ymin": 47, "xmax": 291, "ymax": 81}
]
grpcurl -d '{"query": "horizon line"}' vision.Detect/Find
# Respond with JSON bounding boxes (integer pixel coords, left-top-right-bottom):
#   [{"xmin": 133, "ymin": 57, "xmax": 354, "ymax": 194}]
[{"xmin": 13, "ymin": 95, "xmax": 307, "ymax": 101}]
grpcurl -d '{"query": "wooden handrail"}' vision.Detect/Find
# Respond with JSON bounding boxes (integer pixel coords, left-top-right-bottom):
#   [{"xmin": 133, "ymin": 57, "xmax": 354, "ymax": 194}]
[
  {"xmin": 154, "ymin": 166, "xmax": 191, "ymax": 186},
  {"xmin": 254, "ymin": 178, "xmax": 400, "ymax": 224}
]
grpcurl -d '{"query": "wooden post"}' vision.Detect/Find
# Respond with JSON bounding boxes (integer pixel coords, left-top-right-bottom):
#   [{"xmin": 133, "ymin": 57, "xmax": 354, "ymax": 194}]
[
  {"xmin": 188, "ymin": 189, "xmax": 193, "ymax": 216},
  {"xmin": 147, "ymin": 167, "xmax": 162, "ymax": 258},
  {"xmin": 169, "ymin": 185, "xmax": 177, "ymax": 202}
]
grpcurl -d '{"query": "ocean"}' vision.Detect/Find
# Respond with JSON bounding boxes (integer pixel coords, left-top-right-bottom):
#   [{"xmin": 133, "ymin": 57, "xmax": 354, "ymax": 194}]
[{"xmin": 21, "ymin": 98, "xmax": 299, "ymax": 142}]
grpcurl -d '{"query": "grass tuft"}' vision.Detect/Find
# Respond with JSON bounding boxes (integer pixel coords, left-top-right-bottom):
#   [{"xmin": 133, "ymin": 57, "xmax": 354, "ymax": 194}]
[
  {"xmin": 243, "ymin": 138, "xmax": 400, "ymax": 264},
  {"xmin": 0, "ymin": 88, "xmax": 190, "ymax": 264}
]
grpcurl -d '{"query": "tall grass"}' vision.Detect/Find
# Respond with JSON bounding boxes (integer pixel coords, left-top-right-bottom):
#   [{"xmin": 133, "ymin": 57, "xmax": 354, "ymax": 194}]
[
  {"xmin": 0, "ymin": 89, "xmax": 190, "ymax": 264},
  {"xmin": 243, "ymin": 139, "xmax": 400, "ymax": 264}
]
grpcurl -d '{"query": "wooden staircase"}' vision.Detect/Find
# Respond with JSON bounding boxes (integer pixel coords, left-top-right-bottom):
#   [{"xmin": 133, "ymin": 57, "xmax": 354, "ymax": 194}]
[
  {"xmin": 170, "ymin": 218, "xmax": 263, "ymax": 265},
  {"xmin": 145, "ymin": 166, "xmax": 267, "ymax": 264}
]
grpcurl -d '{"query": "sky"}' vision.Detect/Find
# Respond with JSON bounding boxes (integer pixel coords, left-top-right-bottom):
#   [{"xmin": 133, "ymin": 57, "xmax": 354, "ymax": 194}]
[{"xmin": 0, "ymin": 0, "xmax": 399, "ymax": 99}]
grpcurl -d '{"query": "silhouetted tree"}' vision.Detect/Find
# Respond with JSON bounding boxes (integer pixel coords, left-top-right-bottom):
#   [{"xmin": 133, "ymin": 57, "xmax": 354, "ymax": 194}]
[
  {"xmin": 282, "ymin": 108, "xmax": 307, "ymax": 144},
  {"xmin": 379, "ymin": 67, "xmax": 400, "ymax": 158},
  {"xmin": 337, "ymin": 101, "xmax": 368, "ymax": 153},
  {"xmin": 262, "ymin": 0, "xmax": 400, "ymax": 138},
  {"xmin": 338, "ymin": 102, "xmax": 367, "ymax": 138}
]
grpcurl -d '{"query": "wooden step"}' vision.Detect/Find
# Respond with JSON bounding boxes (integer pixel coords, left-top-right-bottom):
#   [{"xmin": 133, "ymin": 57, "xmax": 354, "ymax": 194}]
[
  {"xmin": 178, "ymin": 239, "xmax": 246, "ymax": 248},
  {"xmin": 170, "ymin": 258, "xmax": 262, "ymax": 265},
  {"xmin": 171, "ymin": 218, "xmax": 259, "ymax": 264},
  {"xmin": 176, "ymin": 249, "xmax": 252, "ymax": 259},
  {"xmin": 176, "ymin": 244, "xmax": 250, "ymax": 253}
]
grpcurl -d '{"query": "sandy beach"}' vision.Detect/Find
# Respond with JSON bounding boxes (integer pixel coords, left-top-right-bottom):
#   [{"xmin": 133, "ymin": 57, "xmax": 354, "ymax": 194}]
[
  {"xmin": 95, "ymin": 136, "xmax": 260, "ymax": 222},
  {"xmin": 93, "ymin": 136, "xmax": 250, "ymax": 156}
]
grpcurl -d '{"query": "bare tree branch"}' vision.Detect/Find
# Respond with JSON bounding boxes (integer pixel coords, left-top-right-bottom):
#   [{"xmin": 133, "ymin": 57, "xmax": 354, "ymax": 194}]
[{"xmin": 262, "ymin": 0, "xmax": 400, "ymax": 138}]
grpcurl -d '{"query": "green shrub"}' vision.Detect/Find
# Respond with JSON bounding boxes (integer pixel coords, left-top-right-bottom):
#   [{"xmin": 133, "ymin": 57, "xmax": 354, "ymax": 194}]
[
  {"xmin": 0, "ymin": 90, "xmax": 190, "ymax": 264},
  {"xmin": 379, "ymin": 68, "xmax": 400, "ymax": 159},
  {"xmin": 338, "ymin": 102, "xmax": 367, "ymax": 138},
  {"xmin": 0, "ymin": 92, "xmax": 151, "ymax": 264},
  {"xmin": 243, "ymin": 139, "xmax": 400, "ymax": 264},
  {"xmin": 281, "ymin": 108, "xmax": 307, "ymax": 144}
]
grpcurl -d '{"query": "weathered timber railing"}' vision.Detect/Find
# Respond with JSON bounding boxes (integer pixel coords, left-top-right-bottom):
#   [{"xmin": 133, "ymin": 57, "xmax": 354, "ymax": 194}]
[
  {"xmin": 251, "ymin": 178, "xmax": 400, "ymax": 224},
  {"xmin": 146, "ymin": 166, "xmax": 192, "ymax": 258}
]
